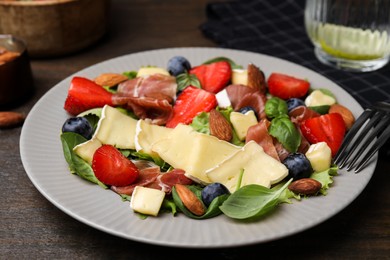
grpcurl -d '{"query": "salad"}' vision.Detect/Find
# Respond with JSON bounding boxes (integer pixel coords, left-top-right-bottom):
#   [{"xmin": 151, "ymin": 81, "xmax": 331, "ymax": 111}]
[{"xmin": 60, "ymin": 55, "xmax": 355, "ymax": 221}]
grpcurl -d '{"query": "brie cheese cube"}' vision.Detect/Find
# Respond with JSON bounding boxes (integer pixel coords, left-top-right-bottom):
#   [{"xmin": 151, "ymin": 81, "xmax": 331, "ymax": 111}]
[
  {"xmin": 73, "ymin": 138, "xmax": 102, "ymax": 164},
  {"xmin": 206, "ymin": 141, "xmax": 288, "ymax": 193},
  {"xmin": 305, "ymin": 89, "xmax": 336, "ymax": 107},
  {"xmin": 151, "ymin": 124, "xmax": 240, "ymax": 185},
  {"xmin": 130, "ymin": 186, "xmax": 165, "ymax": 216},
  {"xmin": 305, "ymin": 142, "xmax": 332, "ymax": 172},
  {"xmin": 137, "ymin": 67, "xmax": 170, "ymax": 77},
  {"xmin": 232, "ymin": 69, "xmax": 248, "ymax": 85},
  {"xmin": 134, "ymin": 119, "xmax": 173, "ymax": 155},
  {"xmin": 230, "ymin": 111, "xmax": 258, "ymax": 141},
  {"xmin": 93, "ymin": 105, "xmax": 138, "ymax": 149},
  {"xmin": 215, "ymin": 89, "xmax": 231, "ymax": 108}
]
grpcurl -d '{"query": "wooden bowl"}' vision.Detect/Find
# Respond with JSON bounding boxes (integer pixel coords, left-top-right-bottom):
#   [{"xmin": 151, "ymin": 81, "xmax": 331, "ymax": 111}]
[{"xmin": 0, "ymin": 0, "xmax": 110, "ymax": 57}]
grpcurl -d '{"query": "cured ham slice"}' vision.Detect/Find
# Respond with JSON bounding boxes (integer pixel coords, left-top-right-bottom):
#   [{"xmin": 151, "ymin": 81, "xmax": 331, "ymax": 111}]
[
  {"xmin": 225, "ymin": 84, "xmax": 267, "ymax": 119},
  {"xmin": 111, "ymin": 166, "xmax": 193, "ymax": 195},
  {"xmin": 113, "ymin": 96, "xmax": 172, "ymax": 125},
  {"xmin": 117, "ymin": 74, "xmax": 177, "ymax": 104},
  {"xmin": 158, "ymin": 169, "xmax": 193, "ymax": 193},
  {"xmin": 289, "ymin": 106, "xmax": 320, "ymax": 125},
  {"xmin": 112, "ymin": 74, "xmax": 177, "ymax": 125},
  {"xmin": 111, "ymin": 166, "xmax": 160, "ymax": 195},
  {"xmin": 246, "ymin": 119, "xmax": 280, "ymax": 161}
]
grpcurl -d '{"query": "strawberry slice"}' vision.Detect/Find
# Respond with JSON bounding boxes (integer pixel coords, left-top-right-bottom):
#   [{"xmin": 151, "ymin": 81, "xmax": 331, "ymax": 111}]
[
  {"xmin": 92, "ymin": 145, "xmax": 139, "ymax": 186},
  {"xmin": 189, "ymin": 61, "xmax": 231, "ymax": 93},
  {"xmin": 300, "ymin": 113, "xmax": 346, "ymax": 157},
  {"xmin": 267, "ymin": 73, "xmax": 310, "ymax": 99},
  {"xmin": 64, "ymin": 77, "xmax": 114, "ymax": 115},
  {"xmin": 166, "ymin": 86, "xmax": 217, "ymax": 128}
]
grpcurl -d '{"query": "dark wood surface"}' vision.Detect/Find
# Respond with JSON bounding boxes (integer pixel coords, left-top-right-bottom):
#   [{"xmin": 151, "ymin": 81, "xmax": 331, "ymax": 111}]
[{"xmin": 1, "ymin": 1, "xmax": 389, "ymax": 259}]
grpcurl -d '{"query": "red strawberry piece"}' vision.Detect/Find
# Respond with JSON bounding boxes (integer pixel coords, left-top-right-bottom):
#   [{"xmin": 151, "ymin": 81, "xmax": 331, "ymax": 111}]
[
  {"xmin": 165, "ymin": 86, "xmax": 217, "ymax": 128},
  {"xmin": 64, "ymin": 77, "xmax": 114, "ymax": 115},
  {"xmin": 300, "ymin": 113, "xmax": 346, "ymax": 157},
  {"xmin": 267, "ymin": 73, "xmax": 310, "ymax": 99},
  {"xmin": 189, "ymin": 61, "xmax": 231, "ymax": 93},
  {"xmin": 92, "ymin": 145, "xmax": 139, "ymax": 186}
]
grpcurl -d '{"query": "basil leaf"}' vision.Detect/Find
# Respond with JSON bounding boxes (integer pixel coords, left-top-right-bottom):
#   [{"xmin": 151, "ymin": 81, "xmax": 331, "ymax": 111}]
[
  {"xmin": 60, "ymin": 132, "xmax": 107, "ymax": 188},
  {"xmin": 202, "ymin": 56, "xmax": 243, "ymax": 70},
  {"xmin": 176, "ymin": 73, "xmax": 201, "ymax": 91},
  {"xmin": 220, "ymin": 179, "xmax": 292, "ymax": 220},
  {"xmin": 269, "ymin": 116, "xmax": 301, "ymax": 153},
  {"xmin": 265, "ymin": 97, "xmax": 288, "ymax": 119}
]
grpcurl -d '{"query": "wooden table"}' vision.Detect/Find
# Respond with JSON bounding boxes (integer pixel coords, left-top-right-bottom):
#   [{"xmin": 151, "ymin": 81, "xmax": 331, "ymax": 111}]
[{"xmin": 1, "ymin": 0, "xmax": 389, "ymax": 258}]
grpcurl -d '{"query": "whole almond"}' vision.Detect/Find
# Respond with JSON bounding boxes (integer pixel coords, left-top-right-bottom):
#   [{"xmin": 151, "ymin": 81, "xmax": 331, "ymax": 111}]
[
  {"xmin": 175, "ymin": 184, "xmax": 205, "ymax": 216},
  {"xmin": 209, "ymin": 109, "xmax": 233, "ymax": 142},
  {"xmin": 0, "ymin": 112, "xmax": 25, "ymax": 129},
  {"xmin": 94, "ymin": 73, "xmax": 128, "ymax": 88},
  {"xmin": 288, "ymin": 178, "xmax": 322, "ymax": 195},
  {"xmin": 247, "ymin": 63, "xmax": 266, "ymax": 93},
  {"xmin": 329, "ymin": 104, "xmax": 355, "ymax": 130}
]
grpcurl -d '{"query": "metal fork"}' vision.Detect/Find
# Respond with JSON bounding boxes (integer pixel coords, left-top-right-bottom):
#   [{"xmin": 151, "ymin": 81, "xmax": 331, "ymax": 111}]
[{"xmin": 334, "ymin": 101, "xmax": 390, "ymax": 173}]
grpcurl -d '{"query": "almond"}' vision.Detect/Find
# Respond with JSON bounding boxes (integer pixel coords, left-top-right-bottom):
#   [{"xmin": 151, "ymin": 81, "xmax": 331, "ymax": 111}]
[
  {"xmin": 175, "ymin": 184, "xmax": 205, "ymax": 216},
  {"xmin": 329, "ymin": 104, "xmax": 355, "ymax": 130},
  {"xmin": 247, "ymin": 63, "xmax": 266, "ymax": 93},
  {"xmin": 288, "ymin": 178, "xmax": 322, "ymax": 195},
  {"xmin": 0, "ymin": 112, "xmax": 25, "ymax": 129},
  {"xmin": 94, "ymin": 73, "xmax": 128, "ymax": 88},
  {"xmin": 209, "ymin": 109, "xmax": 233, "ymax": 142}
]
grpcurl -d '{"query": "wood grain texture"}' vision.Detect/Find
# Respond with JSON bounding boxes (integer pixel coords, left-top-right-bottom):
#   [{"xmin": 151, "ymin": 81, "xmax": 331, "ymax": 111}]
[{"xmin": 0, "ymin": 0, "xmax": 389, "ymax": 259}]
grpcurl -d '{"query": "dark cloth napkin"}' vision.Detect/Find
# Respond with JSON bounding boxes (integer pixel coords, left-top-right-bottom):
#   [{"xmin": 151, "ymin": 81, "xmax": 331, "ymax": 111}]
[{"xmin": 200, "ymin": 0, "xmax": 390, "ymax": 108}]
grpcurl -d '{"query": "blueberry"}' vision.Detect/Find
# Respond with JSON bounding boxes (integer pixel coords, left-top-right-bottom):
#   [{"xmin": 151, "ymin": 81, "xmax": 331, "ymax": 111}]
[
  {"xmin": 167, "ymin": 56, "xmax": 191, "ymax": 76},
  {"xmin": 201, "ymin": 183, "xmax": 230, "ymax": 207},
  {"xmin": 282, "ymin": 153, "xmax": 313, "ymax": 180},
  {"xmin": 286, "ymin": 98, "xmax": 305, "ymax": 113},
  {"xmin": 62, "ymin": 117, "xmax": 93, "ymax": 139}
]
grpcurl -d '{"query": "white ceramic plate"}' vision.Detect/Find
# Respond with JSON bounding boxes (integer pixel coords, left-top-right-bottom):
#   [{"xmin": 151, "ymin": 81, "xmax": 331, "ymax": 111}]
[{"xmin": 20, "ymin": 47, "xmax": 376, "ymax": 248}]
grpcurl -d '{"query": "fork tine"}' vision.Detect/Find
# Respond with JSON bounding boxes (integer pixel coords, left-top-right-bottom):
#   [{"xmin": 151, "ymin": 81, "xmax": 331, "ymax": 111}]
[
  {"xmin": 335, "ymin": 110, "xmax": 383, "ymax": 167},
  {"xmin": 354, "ymin": 122, "xmax": 390, "ymax": 172},
  {"xmin": 333, "ymin": 108, "xmax": 374, "ymax": 164},
  {"xmin": 344, "ymin": 114, "xmax": 390, "ymax": 170}
]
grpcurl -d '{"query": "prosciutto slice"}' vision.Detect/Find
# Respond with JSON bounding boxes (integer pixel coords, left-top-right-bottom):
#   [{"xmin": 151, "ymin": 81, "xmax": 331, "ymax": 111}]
[
  {"xmin": 111, "ymin": 166, "xmax": 193, "ymax": 196},
  {"xmin": 112, "ymin": 74, "xmax": 177, "ymax": 125},
  {"xmin": 111, "ymin": 166, "xmax": 161, "ymax": 195},
  {"xmin": 113, "ymin": 96, "xmax": 172, "ymax": 125},
  {"xmin": 246, "ymin": 119, "xmax": 280, "ymax": 161},
  {"xmin": 117, "ymin": 74, "xmax": 177, "ymax": 104},
  {"xmin": 225, "ymin": 84, "xmax": 267, "ymax": 119},
  {"xmin": 289, "ymin": 106, "xmax": 320, "ymax": 125}
]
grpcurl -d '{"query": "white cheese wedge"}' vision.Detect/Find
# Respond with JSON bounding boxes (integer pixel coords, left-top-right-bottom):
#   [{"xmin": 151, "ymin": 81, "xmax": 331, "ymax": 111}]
[
  {"xmin": 137, "ymin": 67, "xmax": 170, "ymax": 77},
  {"xmin": 305, "ymin": 142, "xmax": 332, "ymax": 172},
  {"xmin": 134, "ymin": 119, "xmax": 173, "ymax": 155},
  {"xmin": 230, "ymin": 111, "xmax": 258, "ymax": 141},
  {"xmin": 206, "ymin": 141, "xmax": 288, "ymax": 193},
  {"xmin": 93, "ymin": 105, "xmax": 138, "ymax": 149},
  {"xmin": 305, "ymin": 89, "xmax": 336, "ymax": 107},
  {"xmin": 232, "ymin": 69, "xmax": 248, "ymax": 85},
  {"xmin": 73, "ymin": 138, "xmax": 102, "ymax": 164},
  {"xmin": 151, "ymin": 124, "xmax": 240, "ymax": 185},
  {"xmin": 215, "ymin": 89, "xmax": 231, "ymax": 108},
  {"xmin": 130, "ymin": 186, "xmax": 166, "ymax": 216}
]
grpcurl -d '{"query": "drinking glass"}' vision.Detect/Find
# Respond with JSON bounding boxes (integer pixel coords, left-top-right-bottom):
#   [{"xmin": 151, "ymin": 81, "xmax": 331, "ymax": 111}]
[{"xmin": 305, "ymin": 0, "xmax": 390, "ymax": 72}]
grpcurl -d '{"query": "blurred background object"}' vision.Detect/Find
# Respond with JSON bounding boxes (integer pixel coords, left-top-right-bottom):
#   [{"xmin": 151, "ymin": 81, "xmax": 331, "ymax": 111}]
[
  {"xmin": 0, "ymin": 34, "xmax": 33, "ymax": 108},
  {"xmin": 0, "ymin": 0, "xmax": 111, "ymax": 58}
]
